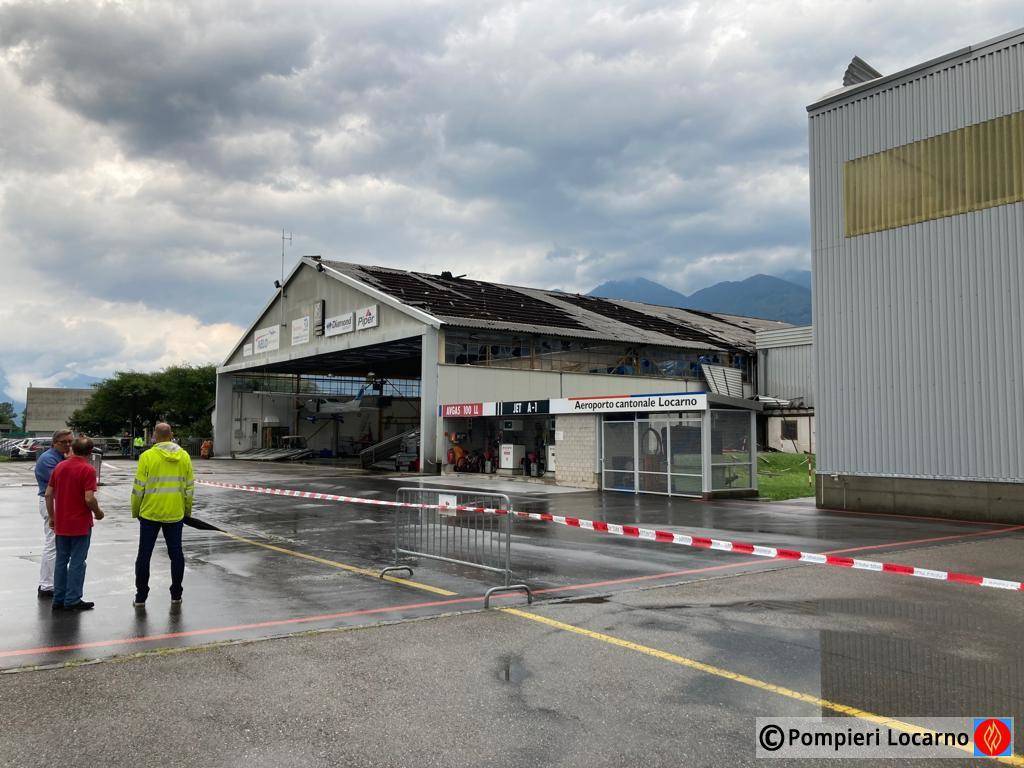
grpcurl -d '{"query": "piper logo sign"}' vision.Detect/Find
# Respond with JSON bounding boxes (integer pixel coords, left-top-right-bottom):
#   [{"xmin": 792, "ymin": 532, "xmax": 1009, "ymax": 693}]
[{"xmin": 356, "ymin": 304, "xmax": 379, "ymax": 330}]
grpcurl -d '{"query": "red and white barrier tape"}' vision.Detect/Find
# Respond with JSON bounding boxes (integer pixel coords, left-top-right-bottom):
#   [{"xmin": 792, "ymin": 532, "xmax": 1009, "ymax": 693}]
[{"xmin": 196, "ymin": 479, "xmax": 1023, "ymax": 593}]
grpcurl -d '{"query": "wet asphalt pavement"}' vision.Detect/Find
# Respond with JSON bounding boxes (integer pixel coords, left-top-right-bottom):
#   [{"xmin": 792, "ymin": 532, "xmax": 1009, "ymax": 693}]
[{"xmin": 1, "ymin": 458, "xmax": 1023, "ymax": 766}]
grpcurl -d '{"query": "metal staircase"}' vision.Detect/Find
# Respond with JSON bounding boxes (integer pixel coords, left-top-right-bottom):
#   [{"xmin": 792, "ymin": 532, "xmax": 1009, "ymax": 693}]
[{"xmin": 360, "ymin": 429, "xmax": 419, "ymax": 469}]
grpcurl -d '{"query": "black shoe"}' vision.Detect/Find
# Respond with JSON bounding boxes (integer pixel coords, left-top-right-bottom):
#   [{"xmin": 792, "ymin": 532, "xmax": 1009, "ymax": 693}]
[
  {"xmin": 51, "ymin": 603, "xmax": 65, "ymax": 612},
  {"xmin": 64, "ymin": 601, "xmax": 95, "ymax": 611},
  {"xmin": 38, "ymin": 587, "xmax": 54, "ymax": 599}
]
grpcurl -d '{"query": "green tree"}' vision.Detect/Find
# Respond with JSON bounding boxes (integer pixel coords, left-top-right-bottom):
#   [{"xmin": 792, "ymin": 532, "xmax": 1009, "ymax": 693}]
[
  {"xmin": 69, "ymin": 365, "xmax": 216, "ymax": 439},
  {"xmin": 0, "ymin": 401, "xmax": 16, "ymax": 425},
  {"xmin": 153, "ymin": 364, "xmax": 217, "ymax": 438}
]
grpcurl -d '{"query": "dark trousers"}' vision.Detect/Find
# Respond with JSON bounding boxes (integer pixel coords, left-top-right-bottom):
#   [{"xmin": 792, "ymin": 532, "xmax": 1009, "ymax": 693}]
[
  {"xmin": 54, "ymin": 533, "xmax": 91, "ymax": 607},
  {"xmin": 135, "ymin": 518, "xmax": 185, "ymax": 600}
]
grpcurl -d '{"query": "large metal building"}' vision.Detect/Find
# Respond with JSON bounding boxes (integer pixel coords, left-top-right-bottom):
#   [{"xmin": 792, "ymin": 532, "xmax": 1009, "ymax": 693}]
[
  {"xmin": 214, "ymin": 260, "xmax": 785, "ymax": 498},
  {"xmin": 809, "ymin": 29, "xmax": 1024, "ymax": 519}
]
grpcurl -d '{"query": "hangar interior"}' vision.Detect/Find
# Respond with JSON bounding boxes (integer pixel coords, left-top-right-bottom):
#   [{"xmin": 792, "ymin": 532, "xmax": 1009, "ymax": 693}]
[{"xmin": 214, "ymin": 258, "xmax": 784, "ymax": 495}]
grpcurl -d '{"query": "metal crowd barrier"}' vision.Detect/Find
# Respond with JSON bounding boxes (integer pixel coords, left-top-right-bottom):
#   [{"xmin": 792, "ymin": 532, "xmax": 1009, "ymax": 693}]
[{"xmin": 380, "ymin": 487, "xmax": 532, "ymax": 607}]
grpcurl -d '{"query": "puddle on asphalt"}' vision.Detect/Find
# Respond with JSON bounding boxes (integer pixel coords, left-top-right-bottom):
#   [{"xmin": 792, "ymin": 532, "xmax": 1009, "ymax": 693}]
[
  {"xmin": 498, "ymin": 656, "xmax": 529, "ymax": 684},
  {"xmin": 710, "ymin": 599, "xmax": 820, "ymax": 615}
]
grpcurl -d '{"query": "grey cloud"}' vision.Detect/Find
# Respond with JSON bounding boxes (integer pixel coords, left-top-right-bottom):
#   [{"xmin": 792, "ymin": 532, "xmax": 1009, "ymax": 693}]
[{"xmin": 1, "ymin": 0, "xmax": 1023, "ymax": 390}]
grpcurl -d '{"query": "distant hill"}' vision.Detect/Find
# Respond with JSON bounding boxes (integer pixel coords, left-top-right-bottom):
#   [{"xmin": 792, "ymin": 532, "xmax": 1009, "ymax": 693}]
[
  {"xmin": 583, "ymin": 277, "xmax": 689, "ymax": 307},
  {"xmin": 589, "ymin": 273, "xmax": 812, "ymax": 325},
  {"xmin": 774, "ymin": 269, "xmax": 812, "ymax": 290}
]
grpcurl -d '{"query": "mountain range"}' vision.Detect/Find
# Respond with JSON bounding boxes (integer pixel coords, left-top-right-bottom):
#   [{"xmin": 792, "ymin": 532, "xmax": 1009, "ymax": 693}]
[{"xmin": 589, "ymin": 270, "xmax": 812, "ymax": 325}]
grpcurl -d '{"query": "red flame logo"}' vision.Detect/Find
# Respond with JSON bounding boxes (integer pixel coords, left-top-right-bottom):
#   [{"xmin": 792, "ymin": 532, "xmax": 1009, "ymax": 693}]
[{"xmin": 974, "ymin": 718, "xmax": 1011, "ymax": 756}]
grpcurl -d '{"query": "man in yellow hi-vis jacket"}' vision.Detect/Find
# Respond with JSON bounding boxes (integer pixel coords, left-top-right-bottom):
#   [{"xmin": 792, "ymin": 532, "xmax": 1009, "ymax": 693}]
[{"xmin": 131, "ymin": 422, "xmax": 194, "ymax": 607}]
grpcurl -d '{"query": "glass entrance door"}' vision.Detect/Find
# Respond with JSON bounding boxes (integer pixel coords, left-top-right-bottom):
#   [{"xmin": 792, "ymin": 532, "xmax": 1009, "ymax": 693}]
[
  {"xmin": 602, "ymin": 419, "xmax": 636, "ymax": 492},
  {"xmin": 638, "ymin": 417, "xmax": 669, "ymax": 494},
  {"xmin": 602, "ymin": 414, "xmax": 703, "ymax": 497},
  {"xmin": 668, "ymin": 416, "xmax": 702, "ymax": 496}
]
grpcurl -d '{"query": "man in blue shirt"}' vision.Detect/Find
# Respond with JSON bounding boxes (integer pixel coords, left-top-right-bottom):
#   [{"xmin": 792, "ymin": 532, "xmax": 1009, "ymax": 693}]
[{"xmin": 34, "ymin": 429, "xmax": 72, "ymax": 598}]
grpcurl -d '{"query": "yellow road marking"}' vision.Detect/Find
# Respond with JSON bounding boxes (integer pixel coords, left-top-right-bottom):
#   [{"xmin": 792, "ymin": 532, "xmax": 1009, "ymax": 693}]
[
  {"xmin": 502, "ymin": 608, "xmax": 1024, "ymax": 765},
  {"xmin": 218, "ymin": 530, "xmax": 456, "ymax": 596}
]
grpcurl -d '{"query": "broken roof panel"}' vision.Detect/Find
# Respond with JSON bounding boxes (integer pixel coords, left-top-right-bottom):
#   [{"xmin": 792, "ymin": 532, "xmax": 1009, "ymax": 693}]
[{"xmin": 324, "ymin": 261, "xmax": 790, "ymax": 353}]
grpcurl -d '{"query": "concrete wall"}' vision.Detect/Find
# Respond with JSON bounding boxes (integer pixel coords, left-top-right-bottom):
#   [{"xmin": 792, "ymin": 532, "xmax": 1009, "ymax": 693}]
[
  {"xmin": 222, "ymin": 262, "xmax": 428, "ymax": 371},
  {"xmin": 24, "ymin": 388, "xmax": 93, "ymax": 435},
  {"xmin": 817, "ymin": 474, "xmax": 1024, "ymax": 523},
  {"xmin": 554, "ymin": 414, "xmax": 599, "ymax": 489},
  {"xmin": 766, "ymin": 414, "xmax": 815, "ymax": 454}
]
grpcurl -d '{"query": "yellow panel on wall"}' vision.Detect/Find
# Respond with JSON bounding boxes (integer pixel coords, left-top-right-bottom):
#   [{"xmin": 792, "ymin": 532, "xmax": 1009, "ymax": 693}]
[{"xmin": 845, "ymin": 110, "xmax": 1024, "ymax": 237}]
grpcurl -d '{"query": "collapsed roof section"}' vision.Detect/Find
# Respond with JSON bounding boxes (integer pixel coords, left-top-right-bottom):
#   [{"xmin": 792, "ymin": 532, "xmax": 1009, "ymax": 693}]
[{"xmin": 323, "ymin": 261, "xmax": 788, "ymax": 354}]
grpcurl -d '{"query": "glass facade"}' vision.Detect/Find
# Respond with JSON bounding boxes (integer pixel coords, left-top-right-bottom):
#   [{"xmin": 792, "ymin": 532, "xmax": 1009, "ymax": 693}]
[
  {"xmin": 602, "ymin": 413, "xmax": 705, "ymax": 497},
  {"xmin": 710, "ymin": 410, "xmax": 753, "ymax": 491},
  {"xmin": 844, "ymin": 109, "xmax": 1024, "ymax": 237},
  {"xmin": 444, "ymin": 329, "xmax": 749, "ymax": 382}
]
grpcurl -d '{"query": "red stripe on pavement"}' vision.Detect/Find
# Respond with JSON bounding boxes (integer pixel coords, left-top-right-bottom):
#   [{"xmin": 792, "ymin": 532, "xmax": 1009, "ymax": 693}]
[
  {"xmin": 731, "ymin": 542, "xmax": 755, "ymax": 554},
  {"xmin": 0, "ymin": 596, "xmax": 472, "ymax": 659},
  {"xmin": 823, "ymin": 525, "xmax": 1024, "ymax": 555},
  {"xmin": 7, "ymin": 520, "xmax": 1023, "ymax": 664}
]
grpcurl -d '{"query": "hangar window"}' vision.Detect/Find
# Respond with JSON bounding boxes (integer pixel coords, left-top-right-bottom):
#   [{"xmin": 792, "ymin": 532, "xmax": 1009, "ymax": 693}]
[
  {"xmin": 844, "ymin": 109, "xmax": 1024, "ymax": 237},
  {"xmin": 781, "ymin": 419, "xmax": 798, "ymax": 440},
  {"xmin": 444, "ymin": 330, "xmax": 725, "ymax": 380}
]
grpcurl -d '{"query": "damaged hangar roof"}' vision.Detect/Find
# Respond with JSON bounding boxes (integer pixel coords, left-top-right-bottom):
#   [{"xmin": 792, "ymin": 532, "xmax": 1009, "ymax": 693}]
[{"xmin": 322, "ymin": 261, "xmax": 789, "ymax": 353}]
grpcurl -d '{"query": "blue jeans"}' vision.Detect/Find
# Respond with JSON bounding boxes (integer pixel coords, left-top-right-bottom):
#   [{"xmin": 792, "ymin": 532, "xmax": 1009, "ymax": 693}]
[
  {"xmin": 135, "ymin": 519, "xmax": 185, "ymax": 601},
  {"xmin": 53, "ymin": 533, "xmax": 91, "ymax": 607}
]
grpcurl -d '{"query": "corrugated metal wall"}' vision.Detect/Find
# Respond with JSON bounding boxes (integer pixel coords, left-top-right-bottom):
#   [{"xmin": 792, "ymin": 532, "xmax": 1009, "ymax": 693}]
[
  {"xmin": 756, "ymin": 326, "xmax": 813, "ymax": 349},
  {"xmin": 809, "ymin": 34, "xmax": 1024, "ymax": 482},
  {"xmin": 757, "ymin": 345, "xmax": 814, "ymax": 406}
]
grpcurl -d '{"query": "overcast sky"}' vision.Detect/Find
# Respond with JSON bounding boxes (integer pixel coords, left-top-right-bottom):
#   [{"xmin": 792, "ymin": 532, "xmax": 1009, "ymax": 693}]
[{"xmin": 0, "ymin": 1, "xmax": 1020, "ymax": 403}]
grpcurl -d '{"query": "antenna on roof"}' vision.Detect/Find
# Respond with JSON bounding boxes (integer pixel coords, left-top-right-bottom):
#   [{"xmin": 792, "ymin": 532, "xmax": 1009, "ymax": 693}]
[{"xmin": 280, "ymin": 229, "xmax": 292, "ymax": 327}]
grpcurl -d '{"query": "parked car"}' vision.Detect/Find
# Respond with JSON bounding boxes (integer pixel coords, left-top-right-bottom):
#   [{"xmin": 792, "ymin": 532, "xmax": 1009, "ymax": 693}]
[
  {"xmin": 0, "ymin": 437, "xmax": 21, "ymax": 456},
  {"xmin": 11, "ymin": 437, "xmax": 52, "ymax": 461}
]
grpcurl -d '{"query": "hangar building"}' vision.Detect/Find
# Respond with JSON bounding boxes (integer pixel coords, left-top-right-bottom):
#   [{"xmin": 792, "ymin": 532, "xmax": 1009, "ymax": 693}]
[
  {"xmin": 756, "ymin": 326, "xmax": 814, "ymax": 454},
  {"xmin": 214, "ymin": 260, "xmax": 787, "ymax": 498},
  {"xmin": 809, "ymin": 29, "xmax": 1024, "ymax": 519},
  {"xmin": 24, "ymin": 387, "xmax": 94, "ymax": 436}
]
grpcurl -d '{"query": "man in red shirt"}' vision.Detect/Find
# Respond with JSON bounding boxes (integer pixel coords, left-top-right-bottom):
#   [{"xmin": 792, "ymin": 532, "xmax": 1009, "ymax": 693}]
[{"xmin": 45, "ymin": 437, "xmax": 105, "ymax": 611}]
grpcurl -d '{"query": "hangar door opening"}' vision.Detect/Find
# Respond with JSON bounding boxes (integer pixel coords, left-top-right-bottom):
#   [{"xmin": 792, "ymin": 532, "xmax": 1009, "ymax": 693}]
[
  {"xmin": 602, "ymin": 414, "xmax": 703, "ymax": 496},
  {"xmin": 228, "ymin": 372, "xmax": 421, "ymax": 464}
]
